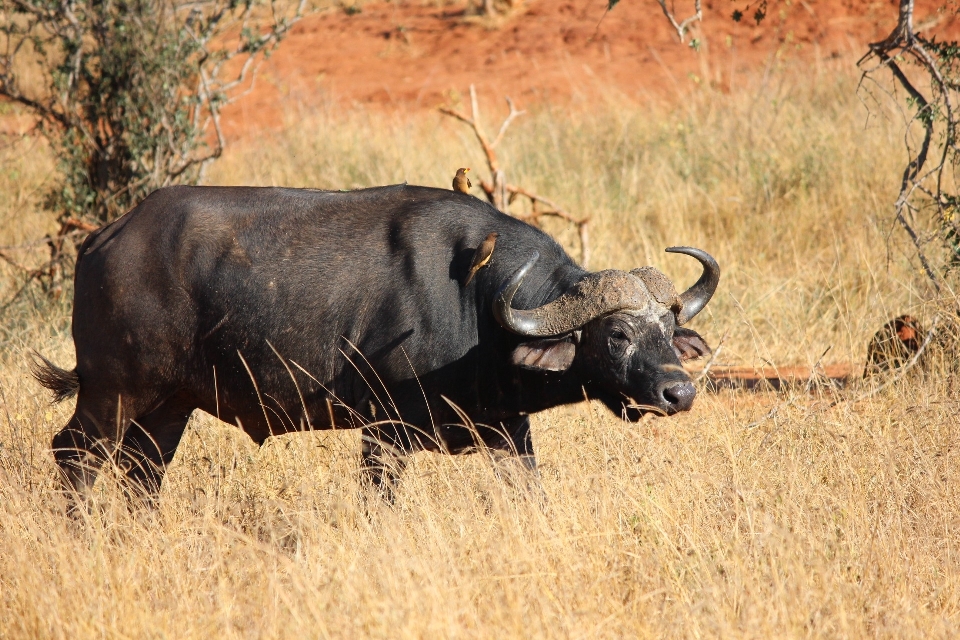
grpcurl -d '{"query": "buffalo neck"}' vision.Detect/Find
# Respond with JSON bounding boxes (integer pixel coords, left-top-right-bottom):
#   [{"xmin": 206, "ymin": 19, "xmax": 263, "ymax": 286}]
[{"xmin": 484, "ymin": 260, "xmax": 595, "ymax": 418}]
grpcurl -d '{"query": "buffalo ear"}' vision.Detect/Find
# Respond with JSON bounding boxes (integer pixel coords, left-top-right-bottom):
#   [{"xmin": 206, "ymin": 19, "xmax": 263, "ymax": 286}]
[
  {"xmin": 511, "ymin": 338, "xmax": 576, "ymax": 372},
  {"xmin": 673, "ymin": 327, "xmax": 711, "ymax": 361}
]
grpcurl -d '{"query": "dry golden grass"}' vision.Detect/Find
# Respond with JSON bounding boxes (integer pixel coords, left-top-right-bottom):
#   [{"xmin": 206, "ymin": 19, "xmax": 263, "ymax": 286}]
[{"xmin": 1, "ymin": 67, "xmax": 958, "ymax": 638}]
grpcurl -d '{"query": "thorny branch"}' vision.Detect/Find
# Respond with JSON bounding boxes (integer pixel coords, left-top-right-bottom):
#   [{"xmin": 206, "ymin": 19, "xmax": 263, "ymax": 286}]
[
  {"xmin": 0, "ymin": 217, "xmax": 98, "ymax": 307},
  {"xmin": 439, "ymin": 85, "xmax": 591, "ymax": 267},
  {"xmin": 858, "ymin": 0, "xmax": 960, "ymax": 299}
]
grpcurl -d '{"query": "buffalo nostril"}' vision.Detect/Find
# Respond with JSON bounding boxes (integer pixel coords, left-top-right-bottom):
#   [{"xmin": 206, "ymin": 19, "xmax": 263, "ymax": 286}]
[{"xmin": 659, "ymin": 380, "xmax": 696, "ymax": 412}]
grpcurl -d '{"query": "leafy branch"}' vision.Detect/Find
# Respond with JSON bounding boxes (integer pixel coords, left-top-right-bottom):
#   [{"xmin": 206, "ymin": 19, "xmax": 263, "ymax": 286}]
[{"xmin": 0, "ymin": 0, "xmax": 308, "ymax": 293}]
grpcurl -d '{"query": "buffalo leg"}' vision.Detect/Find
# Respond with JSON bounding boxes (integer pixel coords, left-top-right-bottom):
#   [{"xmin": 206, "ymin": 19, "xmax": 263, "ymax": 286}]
[
  {"xmin": 51, "ymin": 416, "xmax": 111, "ymax": 514},
  {"xmin": 51, "ymin": 389, "xmax": 137, "ymax": 514},
  {"xmin": 360, "ymin": 426, "xmax": 407, "ymax": 502},
  {"xmin": 487, "ymin": 416, "xmax": 543, "ymax": 495},
  {"xmin": 119, "ymin": 392, "xmax": 196, "ymax": 499}
]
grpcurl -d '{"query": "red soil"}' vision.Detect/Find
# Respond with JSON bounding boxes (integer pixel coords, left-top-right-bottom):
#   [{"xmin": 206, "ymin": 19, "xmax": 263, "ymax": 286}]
[{"xmin": 222, "ymin": 0, "xmax": 960, "ymax": 136}]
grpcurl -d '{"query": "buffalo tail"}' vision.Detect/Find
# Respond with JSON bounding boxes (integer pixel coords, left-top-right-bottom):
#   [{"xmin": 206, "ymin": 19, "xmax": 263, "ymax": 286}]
[{"xmin": 31, "ymin": 352, "xmax": 80, "ymax": 403}]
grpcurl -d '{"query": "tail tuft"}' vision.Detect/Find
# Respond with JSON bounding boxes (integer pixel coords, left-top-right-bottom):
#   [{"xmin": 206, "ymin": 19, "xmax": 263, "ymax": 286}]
[{"xmin": 30, "ymin": 352, "xmax": 80, "ymax": 403}]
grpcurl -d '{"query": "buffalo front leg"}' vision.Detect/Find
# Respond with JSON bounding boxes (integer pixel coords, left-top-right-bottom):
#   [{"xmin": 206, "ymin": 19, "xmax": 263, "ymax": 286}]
[
  {"xmin": 359, "ymin": 426, "xmax": 407, "ymax": 503},
  {"xmin": 119, "ymin": 392, "xmax": 196, "ymax": 503},
  {"xmin": 486, "ymin": 416, "xmax": 544, "ymax": 497}
]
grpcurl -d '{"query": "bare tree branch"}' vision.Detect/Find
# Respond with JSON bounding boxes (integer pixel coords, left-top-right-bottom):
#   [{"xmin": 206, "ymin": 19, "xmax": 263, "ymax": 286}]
[
  {"xmin": 438, "ymin": 85, "xmax": 503, "ymax": 176},
  {"xmin": 440, "ymin": 86, "xmax": 591, "ymax": 267},
  {"xmin": 491, "ymin": 97, "xmax": 525, "ymax": 149},
  {"xmin": 858, "ymin": 0, "xmax": 960, "ymax": 301},
  {"xmin": 656, "ymin": 0, "xmax": 702, "ymax": 43}
]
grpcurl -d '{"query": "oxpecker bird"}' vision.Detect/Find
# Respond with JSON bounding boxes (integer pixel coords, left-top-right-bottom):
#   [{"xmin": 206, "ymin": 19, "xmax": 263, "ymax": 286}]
[
  {"xmin": 452, "ymin": 168, "xmax": 472, "ymax": 194},
  {"xmin": 464, "ymin": 232, "xmax": 498, "ymax": 286}
]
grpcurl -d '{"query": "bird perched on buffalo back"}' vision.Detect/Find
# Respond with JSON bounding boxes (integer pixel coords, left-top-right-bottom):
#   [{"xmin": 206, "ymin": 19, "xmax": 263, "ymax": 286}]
[
  {"xmin": 464, "ymin": 232, "xmax": 498, "ymax": 286},
  {"xmin": 453, "ymin": 168, "xmax": 472, "ymax": 194}
]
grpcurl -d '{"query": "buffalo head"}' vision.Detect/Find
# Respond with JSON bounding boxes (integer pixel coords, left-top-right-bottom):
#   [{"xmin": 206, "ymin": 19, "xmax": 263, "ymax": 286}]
[{"xmin": 494, "ymin": 247, "xmax": 720, "ymax": 419}]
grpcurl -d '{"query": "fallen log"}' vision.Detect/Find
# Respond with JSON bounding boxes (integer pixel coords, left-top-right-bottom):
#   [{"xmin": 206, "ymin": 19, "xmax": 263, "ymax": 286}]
[{"xmin": 697, "ymin": 364, "xmax": 854, "ymax": 392}]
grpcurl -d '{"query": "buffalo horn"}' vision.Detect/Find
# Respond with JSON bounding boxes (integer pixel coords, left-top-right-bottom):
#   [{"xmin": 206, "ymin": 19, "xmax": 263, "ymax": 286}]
[
  {"xmin": 665, "ymin": 247, "xmax": 720, "ymax": 325},
  {"xmin": 493, "ymin": 252, "xmax": 544, "ymax": 336},
  {"xmin": 494, "ymin": 253, "xmax": 657, "ymax": 338}
]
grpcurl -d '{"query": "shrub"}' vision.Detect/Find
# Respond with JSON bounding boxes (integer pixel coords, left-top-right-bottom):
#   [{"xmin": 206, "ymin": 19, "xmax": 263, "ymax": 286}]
[{"xmin": 0, "ymin": 0, "xmax": 307, "ymax": 227}]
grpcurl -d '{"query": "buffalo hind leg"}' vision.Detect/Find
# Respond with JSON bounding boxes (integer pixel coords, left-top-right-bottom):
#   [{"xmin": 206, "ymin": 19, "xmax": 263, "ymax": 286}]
[
  {"xmin": 360, "ymin": 427, "xmax": 407, "ymax": 503},
  {"xmin": 119, "ymin": 392, "xmax": 196, "ymax": 502},
  {"xmin": 51, "ymin": 416, "xmax": 112, "ymax": 515},
  {"xmin": 51, "ymin": 385, "xmax": 138, "ymax": 514}
]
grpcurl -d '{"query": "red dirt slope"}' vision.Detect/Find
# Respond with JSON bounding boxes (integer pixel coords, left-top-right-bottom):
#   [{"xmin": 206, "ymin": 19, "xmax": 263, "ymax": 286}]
[{"xmin": 222, "ymin": 0, "xmax": 959, "ymax": 135}]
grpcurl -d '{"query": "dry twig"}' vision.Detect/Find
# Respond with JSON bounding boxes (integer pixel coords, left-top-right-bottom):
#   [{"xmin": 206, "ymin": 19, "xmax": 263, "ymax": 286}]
[
  {"xmin": 694, "ymin": 332, "xmax": 727, "ymax": 382},
  {"xmin": 656, "ymin": 0, "xmax": 702, "ymax": 43},
  {"xmin": 440, "ymin": 85, "xmax": 591, "ymax": 267},
  {"xmin": 0, "ymin": 217, "xmax": 100, "ymax": 306}
]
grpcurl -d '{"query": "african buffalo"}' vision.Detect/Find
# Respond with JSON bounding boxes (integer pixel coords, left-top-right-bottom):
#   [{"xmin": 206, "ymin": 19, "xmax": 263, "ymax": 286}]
[{"xmin": 33, "ymin": 184, "xmax": 719, "ymax": 504}]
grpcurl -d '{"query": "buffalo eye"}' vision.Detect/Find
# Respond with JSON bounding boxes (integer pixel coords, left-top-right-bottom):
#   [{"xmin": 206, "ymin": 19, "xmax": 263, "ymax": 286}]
[{"xmin": 607, "ymin": 327, "xmax": 630, "ymax": 358}]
